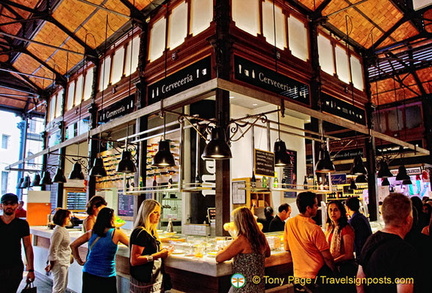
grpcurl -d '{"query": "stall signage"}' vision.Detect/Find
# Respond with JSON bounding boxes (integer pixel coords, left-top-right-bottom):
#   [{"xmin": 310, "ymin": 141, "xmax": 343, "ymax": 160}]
[
  {"xmin": 321, "ymin": 93, "xmax": 366, "ymax": 125},
  {"xmin": 331, "ymin": 174, "xmax": 347, "ymax": 185},
  {"xmin": 234, "ymin": 56, "xmax": 309, "ymax": 105},
  {"xmin": 333, "ymin": 149, "xmax": 363, "ymax": 161},
  {"xmin": 148, "ymin": 57, "xmax": 211, "ymax": 104},
  {"xmin": 254, "ymin": 149, "xmax": 275, "ymax": 177},
  {"xmin": 376, "ymin": 141, "xmax": 422, "ymax": 156},
  {"xmin": 99, "ymin": 95, "xmax": 135, "ymax": 124}
]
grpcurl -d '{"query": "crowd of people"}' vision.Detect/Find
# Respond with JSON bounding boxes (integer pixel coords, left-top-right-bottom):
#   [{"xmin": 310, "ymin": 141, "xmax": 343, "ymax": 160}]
[{"xmin": 2, "ymin": 191, "xmax": 432, "ymax": 293}]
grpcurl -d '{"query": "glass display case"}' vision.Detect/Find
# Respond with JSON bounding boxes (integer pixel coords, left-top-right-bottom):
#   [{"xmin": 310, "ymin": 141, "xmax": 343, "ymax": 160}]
[{"xmin": 158, "ymin": 191, "xmax": 182, "ymax": 233}]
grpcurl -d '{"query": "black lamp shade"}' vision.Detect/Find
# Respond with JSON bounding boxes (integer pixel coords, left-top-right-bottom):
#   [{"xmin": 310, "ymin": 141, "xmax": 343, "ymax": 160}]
[
  {"xmin": 69, "ymin": 162, "xmax": 85, "ymax": 180},
  {"xmin": 349, "ymin": 178, "xmax": 357, "ymax": 190},
  {"xmin": 396, "ymin": 165, "xmax": 410, "ymax": 181},
  {"xmin": 201, "ymin": 127, "xmax": 232, "ymax": 160},
  {"xmin": 53, "ymin": 168, "xmax": 67, "ymax": 183},
  {"xmin": 315, "ymin": 147, "xmax": 335, "ymax": 173},
  {"xmin": 350, "ymin": 155, "xmax": 367, "ymax": 175},
  {"xmin": 117, "ymin": 151, "xmax": 137, "ymax": 173},
  {"xmin": 41, "ymin": 171, "xmax": 53, "ymax": 185},
  {"xmin": 89, "ymin": 158, "xmax": 107, "ymax": 177},
  {"xmin": 20, "ymin": 176, "xmax": 31, "ymax": 188},
  {"xmin": 16, "ymin": 177, "xmax": 24, "ymax": 189},
  {"xmin": 402, "ymin": 178, "xmax": 413, "ymax": 185},
  {"xmin": 377, "ymin": 161, "xmax": 393, "ymax": 178},
  {"xmin": 274, "ymin": 140, "xmax": 290, "ymax": 167},
  {"xmin": 30, "ymin": 174, "xmax": 42, "ymax": 187},
  {"xmin": 356, "ymin": 174, "xmax": 368, "ymax": 183},
  {"xmin": 153, "ymin": 141, "xmax": 176, "ymax": 167},
  {"xmin": 382, "ymin": 178, "xmax": 390, "ymax": 186}
]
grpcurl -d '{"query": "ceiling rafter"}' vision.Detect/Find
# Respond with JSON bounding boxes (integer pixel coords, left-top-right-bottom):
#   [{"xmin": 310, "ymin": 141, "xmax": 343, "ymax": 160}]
[
  {"xmin": 0, "ymin": 0, "xmax": 97, "ymax": 58},
  {"xmin": 0, "ymin": 61, "xmax": 44, "ymax": 93}
]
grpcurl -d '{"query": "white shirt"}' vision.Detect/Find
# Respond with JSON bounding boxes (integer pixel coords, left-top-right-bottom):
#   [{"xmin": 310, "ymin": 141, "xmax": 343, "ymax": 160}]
[{"xmin": 48, "ymin": 225, "xmax": 72, "ymax": 267}]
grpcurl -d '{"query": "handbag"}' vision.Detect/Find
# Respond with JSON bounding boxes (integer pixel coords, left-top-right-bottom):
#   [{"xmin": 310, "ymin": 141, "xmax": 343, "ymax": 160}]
[{"xmin": 21, "ymin": 281, "xmax": 37, "ymax": 293}]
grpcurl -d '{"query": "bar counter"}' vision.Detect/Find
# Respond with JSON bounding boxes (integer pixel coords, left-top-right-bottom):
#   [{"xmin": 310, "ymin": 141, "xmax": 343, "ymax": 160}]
[{"xmin": 30, "ymin": 226, "xmax": 293, "ymax": 293}]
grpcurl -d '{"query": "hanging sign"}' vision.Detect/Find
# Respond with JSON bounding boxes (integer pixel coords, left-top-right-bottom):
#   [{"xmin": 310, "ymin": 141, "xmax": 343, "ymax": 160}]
[
  {"xmin": 321, "ymin": 93, "xmax": 366, "ymax": 125},
  {"xmin": 99, "ymin": 94, "xmax": 135, "ymax": 124},
  {"xmin": 254, "ymin": 149, "xmax": 275, "ymax": 177},
  {"xmin": 234, "ymin": 55, "xmax": 309, "ymax": 105},
  {"xmin": 148, "ymin": 56, "xmax": 211, "ymax": 104}
]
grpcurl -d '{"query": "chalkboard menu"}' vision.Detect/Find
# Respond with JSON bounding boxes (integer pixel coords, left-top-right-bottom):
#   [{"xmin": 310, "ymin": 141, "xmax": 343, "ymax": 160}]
[
  {"xmin": 118, "ymin": 193, "xmax": 134, "ymax": 217},
  {"xmin": 66, "ymin": 192, "xmax": 87, "ymax": 210},
  {"xmin": 254, "ymin": 149, "xmax": 275, "ymax": 177}
]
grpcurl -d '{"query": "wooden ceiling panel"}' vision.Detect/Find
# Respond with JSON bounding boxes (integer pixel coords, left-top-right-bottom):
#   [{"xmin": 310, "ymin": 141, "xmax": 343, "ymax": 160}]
[
  {"xmin": 78, "ymin": 13, "xmax": 128, "ymax": 47},
  {"xmin": 47, "ymin": 50, "xmax": 82, "ymax": 76},
  {"xmin": 0, "ymin": 8, "xmax": 22, "ymax": 35},
  {"xmin": 298, "ymin": 0, "xmax": 326, "ymax": 11},
  {"xmin": 379, "ymin": 22, "xmax": 419, "ymax": 50},
  {"xmin": 416, "ymin": 67, "xmax": 432, "ymax": 93},
  {"xmin": 134, "ymin": 0, "xmax": 154, "ymax": 10},
  {"xmin": 13, "ymin": 54, "xmax": 44, "ymax": 77},
  {"xmin": 52, "ymin": 0, "xmax": 98, "ymax": 35},
  {"xmin": 324, "ymin": 0, "xmax": 404, "ymax": 48},
  {"xmin": 33, "ymin": 22, "xmax": 70, "ymax": 48}
]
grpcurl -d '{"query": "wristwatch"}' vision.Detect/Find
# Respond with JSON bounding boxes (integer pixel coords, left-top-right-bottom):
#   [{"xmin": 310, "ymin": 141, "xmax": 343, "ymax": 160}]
[
  {"xmin": 147, "ymin": 255, "xmax": 154, "ymax": 262},
  {"xmin": 28, "ymin": 269, "xmax": 34, "ymax": 272}
]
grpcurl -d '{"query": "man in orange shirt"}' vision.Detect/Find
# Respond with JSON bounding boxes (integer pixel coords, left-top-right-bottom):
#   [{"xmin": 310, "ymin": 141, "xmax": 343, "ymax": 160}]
[{"xmin": 284, "ymin": 192, "xmax": 335, "ymax": 292}]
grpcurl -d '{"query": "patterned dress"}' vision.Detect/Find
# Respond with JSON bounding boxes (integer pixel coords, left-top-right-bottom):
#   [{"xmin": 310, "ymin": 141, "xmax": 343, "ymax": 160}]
[{"xmin": 232, "ymin": 253, "xmax": 265, "ymax": 293}]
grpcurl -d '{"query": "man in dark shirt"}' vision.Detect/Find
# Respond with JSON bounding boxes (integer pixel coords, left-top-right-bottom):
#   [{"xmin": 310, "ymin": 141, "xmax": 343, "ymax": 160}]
[
  {"xmin": 357, "ymin": 193, "xmax": 416, "ymax": 293},
  {"xmin": 346, "ymin": 197, "xmax": 372, "ymax": 260},
  {"xmin": 269, "ymin": 203, "xmax": 291, "ymax": 232},
  {"xmin": 0, "ymin": 193, "xmax": 35, "ymax": 292}
]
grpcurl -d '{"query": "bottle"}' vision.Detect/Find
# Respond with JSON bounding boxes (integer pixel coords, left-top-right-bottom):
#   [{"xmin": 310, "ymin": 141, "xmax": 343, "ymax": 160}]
[
  {"xmin": 262, "ymin": 176, "xmax": 267, "ymax": 188},
  {"xmin": 251, "ymin": 171, "xmax": 256, "ymax": 188},
  {"xmin": 303, "ymin": 176, "xmax": 308, "ymax": 188},
  {"xmin": 153, "ymin": 175, "xmax": 157, "ymax": 187},
  {"xmin": 168, "ymin": 175, "xmax": 173, "ymax": 188},
  {"xmin": 281, "ymin": 176, "xmax": 287, "ymax": 188},
  {"xmin": 139, "ymin": 176, "xmax": 144, "ymax": 188},
  {"xmin": 273, "ymin": 172, "xmax": 278, "ymax": 188},
  {"xmin": 166, "ymin": 218, "xmax": 174, "ymax": 233}
]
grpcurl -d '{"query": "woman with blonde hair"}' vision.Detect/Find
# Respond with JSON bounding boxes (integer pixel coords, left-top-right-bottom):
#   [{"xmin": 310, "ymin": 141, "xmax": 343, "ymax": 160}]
[
  {"xmin": 129, "ymin": 199, "xmax": 172, "ymax": 293},
  {"xmin": 216, "ymin": 207, "xmax": 270, "ymax": 293}
]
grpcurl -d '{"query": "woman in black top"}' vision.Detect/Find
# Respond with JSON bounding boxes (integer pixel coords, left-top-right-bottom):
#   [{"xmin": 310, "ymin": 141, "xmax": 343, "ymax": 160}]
[{"xmin": 129, "ymin": 199, "xmax": 171, "ymax": 293}]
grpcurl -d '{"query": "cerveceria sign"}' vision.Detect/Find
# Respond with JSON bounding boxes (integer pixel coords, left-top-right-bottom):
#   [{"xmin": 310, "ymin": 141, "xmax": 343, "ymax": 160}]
[
  {"xmin": 234, "ymin": 55, "xmax": 310, "ymax": 105},
  {"xmin": 148, "ymin": 57, "xmax": 211, "ymax": 104},
  {"xmin": 99, "ymin": 94, "xmax": 135, "ymax": 124}
]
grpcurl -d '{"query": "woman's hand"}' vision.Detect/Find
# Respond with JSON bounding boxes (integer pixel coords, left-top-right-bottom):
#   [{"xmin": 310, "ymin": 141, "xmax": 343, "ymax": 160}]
[{"xmin": 158, "ymin": 248, "xmax": 170, "ymax": 259}]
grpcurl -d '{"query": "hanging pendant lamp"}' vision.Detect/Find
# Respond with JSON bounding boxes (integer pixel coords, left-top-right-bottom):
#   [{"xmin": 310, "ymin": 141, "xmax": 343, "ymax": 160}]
[
  {"xmin": 349, "ymin": 178, "xmax": 357, "ymax": 190},
  {"xmin": 30, "ymin": 174, "xmax": 42, "ymax": 187},
  {"xmin": 315, "ymin": 144, "xmax": 335, "ymax": 173},
  {"xmin": 40, "ymin": 171, "xmax": 53, "ymax": 185},
  {"xmin": 402, "ymin": 178, "xmax": 412, "ymax": 185},
  {"xmin": 377, "ymin": 160, "xmax": 393, "ymax": 178},
  {"xmin": 20, "ymin": 175, "xmax": 31, "ymax": 188},
  {"xmin": 153, "ymin": 140, "xmax": 176, "ymax": 167},
  {"xmin": 350, "ymin": 155, "xmax": 367, "ymax": 175},
  {"xmin": 395, "ymin": 165, "xmax": 410, "ymax": 181},
  {"xmin": 69, "ymin": 162, "xmax": 85, "ymax": 180},
  {"xmin": 274, "ymin": 140, "xmax": 290, "ymax": 167},
  {"xmin": 89, "ymin": 158, "xmax": 107, "ymax": 177},
  {"xmin": 16, "ymin": 177, "xmax": 24, "ymax": 189},
  {"xmin": 53, "ymin": 168, "xmax": 67, "ymax": 183},
  {"xmin": 201, "ymin": 126, "xmax": 232, "ymax": 160},
  {"xmin": 117, "ymin": 150, "xmax": 137, "ymax": 173},
  {"xmin": 355, "ymin": 174, "xmax": 368, "ymax": 183},
  {"xmin": 382, "ymin": 178, "xmax": 390, "ymax": 186}
]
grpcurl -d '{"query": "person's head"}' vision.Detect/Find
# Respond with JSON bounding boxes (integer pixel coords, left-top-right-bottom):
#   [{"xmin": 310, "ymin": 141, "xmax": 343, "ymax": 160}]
[
  {"xmin": 278, "ymin": 203, "xmax": 291, "ymax": 221},
  {"xmin": 93, "ymin": 207, "xmax": 115, "ymax": 237},
  {"xmin": 326, "ymin": 200, "xmax": 348, "ymax": 228},
  {"xmin": 86, "ymin": 195, "xmax": 107, "ymax": 216},
  {"xmin": 18, "ymin": 200, "xmax": 24, "ymax": 208},
  {"xmin": 53, "ymin": 209, "xmax": 71, "ymax": 226},
  {"xmin": 232, "ymin": 207, "xmax": 267, "ymax": 253},
  {"xmin": 264, "ymin": 206, "xmax": 274, "ymax": 220},
  {"xmin": 422, "ymin": 203, "xmax": 432, "ymax": 216},
  {"xmin": 382, "ymin": 193, "xmax": 413, "ymax": 233},
  {"xmin": 296, "ymin": 192, "xmax": 318, "ymax": 217},
  {"xmin": 1, "ymin": 193, "xmax": 19, "ymax": 216},
  {"xmin": 134, "ymin": 199, "xmax": 161, "ymax": 236},
  {"xmin": 345, "ymin": 196, "xmax": 360, "ymax": 215},
  {"xmin": 410, "ymin": 196, "xmax": 423, "ymax": 216}
]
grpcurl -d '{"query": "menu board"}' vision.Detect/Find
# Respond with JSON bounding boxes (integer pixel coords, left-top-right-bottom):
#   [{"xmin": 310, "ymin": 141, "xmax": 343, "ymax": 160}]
[
  {"xmin": 254, "ymin": 149, "xmax": 275, "ymax": 177},
  {"xmin": 118, "ymin": 193, "xmax": 134, "ymax": 217}
]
